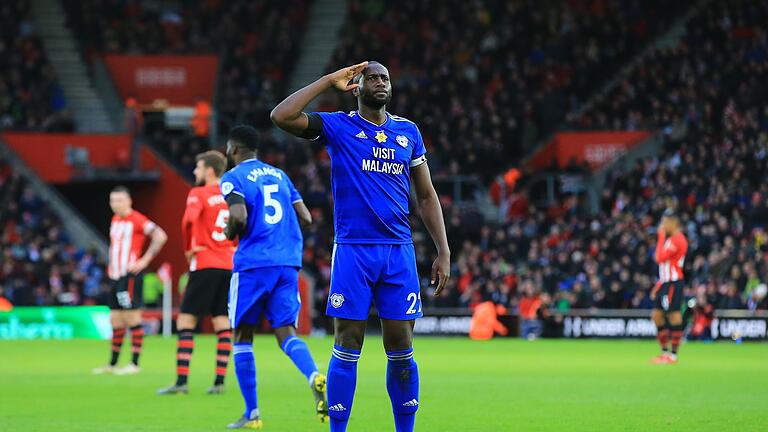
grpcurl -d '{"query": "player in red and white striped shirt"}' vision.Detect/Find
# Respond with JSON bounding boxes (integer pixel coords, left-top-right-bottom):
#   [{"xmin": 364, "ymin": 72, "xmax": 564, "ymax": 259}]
[
  {"xmin": 651, "ymin": 210, "xmax": 688, "ymax": 364},
  {"xmin": 94, "ymin": 186, "xmax": 167, "ymax": 375}
]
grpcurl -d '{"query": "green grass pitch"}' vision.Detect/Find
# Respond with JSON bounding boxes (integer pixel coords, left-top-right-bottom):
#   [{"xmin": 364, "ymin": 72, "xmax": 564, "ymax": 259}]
[{"xmin": 1, "ymin": 336, "xmax": 766, "ymax": 431}]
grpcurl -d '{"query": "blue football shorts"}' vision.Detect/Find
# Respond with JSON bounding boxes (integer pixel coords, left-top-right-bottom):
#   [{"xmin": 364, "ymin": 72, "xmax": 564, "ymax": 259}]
[
  {"xmin": 326, "ymin": 243, "xmax": 422, "ymax": 321},
  {"xmin": 228, "ymin": 266, "xmax": 301, "ymax": 329}
]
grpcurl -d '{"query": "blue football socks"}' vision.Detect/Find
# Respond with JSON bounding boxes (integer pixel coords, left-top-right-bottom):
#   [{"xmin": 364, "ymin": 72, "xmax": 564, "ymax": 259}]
[
  {"xmin": 327, "ymin": 344, "xmax": 361, "ymax": 432},
  {"xmin": 233, "ymin": 342, "xmax": 259, "ymax": 419},
  {"xmin": 386, "ymin": 348, "xmax": 419, "ymax": 432},
  {"xmin": 281, "ymin": 335, "xmax": 319, "ymax": 384}
]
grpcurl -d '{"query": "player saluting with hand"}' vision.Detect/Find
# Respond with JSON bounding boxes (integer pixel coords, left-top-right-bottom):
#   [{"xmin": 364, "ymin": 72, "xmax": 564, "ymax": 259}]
[{"xmin": 272, "ymin": 61, "xmax": 450, "ymax": 432}]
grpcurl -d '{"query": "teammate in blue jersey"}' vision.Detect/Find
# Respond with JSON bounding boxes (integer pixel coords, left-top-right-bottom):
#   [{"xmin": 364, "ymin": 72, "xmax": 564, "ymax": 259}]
[
  {"xmin": 220, "ymin": 125, "xmax": 328, "ymax": 429},
  {"xmin": 272, "ymin": 61, "xmax": 451, "ymax": 432}
]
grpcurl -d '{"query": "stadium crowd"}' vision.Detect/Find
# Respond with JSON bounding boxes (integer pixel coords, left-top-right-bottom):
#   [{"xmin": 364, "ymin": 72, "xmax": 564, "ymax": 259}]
[
  {"xmin": 473, "ymin": 0, "xmax": 768, "ymax": 315},
  {"xmin": 63, "ymin": 0, "xmax": 310, "ymax": 177},
  {"xmin": 0, "ymin": 0, "xmax": 72, "ymax": 131},
  {"xmin": 4, "ymin": 0, "xmax": 768, "ymax": 321},
  {"xmin": 0, "ymin": 157, "xmax": 109, "ymax": 306},
  {"xmin": 326, "ymin": 0, "xmax": 689, "ymax": 180},
  {"xmin": 62, "ymin": 0, "xmax": 690, "ymax": 181},
  {"xmin": 573, "ymin": 0, "xmax": 768, "ymax": 132}
]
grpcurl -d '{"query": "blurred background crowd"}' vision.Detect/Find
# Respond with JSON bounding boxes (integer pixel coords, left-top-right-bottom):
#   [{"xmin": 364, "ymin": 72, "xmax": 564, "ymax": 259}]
[{"xmin": 1, "ymin": 0, "xmax": 767, "ymax": 321}]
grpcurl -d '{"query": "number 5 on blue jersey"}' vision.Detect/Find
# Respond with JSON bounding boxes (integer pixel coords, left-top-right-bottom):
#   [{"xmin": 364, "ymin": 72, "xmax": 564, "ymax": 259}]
[{"xmin": 220, "ymin": 159, "xmax": 305, "ymax": 271}]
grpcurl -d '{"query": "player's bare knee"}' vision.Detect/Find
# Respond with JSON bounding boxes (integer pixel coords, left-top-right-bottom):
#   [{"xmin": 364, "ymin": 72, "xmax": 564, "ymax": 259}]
[
  {"xmin": 126, "ymin": 311, "xmax": 142, "ymax": 327},
  {"xmin": 273, "ymin": 325, "xmax": 295, "ymax": 347},
  {"xmin": 177, "ymin": 313, "xmax": 197, "ymax": 330},
  {"xmin": 381, "ymin": 319, "xmax": 413, "ymax": 351},
  {"xmin": 234, "ymin": 325, "xmax": 255, "ymax": 343},
  {"xmin": 110, "ymin": 312, "xmax": 123, "ymax": 328},
  {"xmin": 335, "ymin": 330, "xmax": 364, "ymax": 350},
  {"xmin": 334, "ymin": 319, "xmax": 365, "ymax": 350},
  {"xmin": 383, "ymin": 333, "xmax": 412, "ymax": 352},
  {"xmin": 668, "ymin": 312, "xmax": 683, "ymax": 326},
  {"xmin": 211, "ymin": 316, "xmax": 230, "ymax": 332}
]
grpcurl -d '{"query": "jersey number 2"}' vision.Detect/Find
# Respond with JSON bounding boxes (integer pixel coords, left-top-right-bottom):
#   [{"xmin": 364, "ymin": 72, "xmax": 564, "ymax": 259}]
[
  {"xmin": 263, "ymin": 184, "xmax": 283, "ymax": 224},
  {"xmin": 211, "ymin": 209, "xmax": 230, "ymax": 241},
  {"xmin": 406, "ymin": 292, "xmax": 421, "ymax": 314}
]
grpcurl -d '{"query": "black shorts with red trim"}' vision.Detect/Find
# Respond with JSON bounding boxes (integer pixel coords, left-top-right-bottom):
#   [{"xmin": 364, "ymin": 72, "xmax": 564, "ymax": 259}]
[
  {"xmin": 109, "ymin": 273, "xmax": 144, "ymax": 310},
  {"xmin": 180, "ymin": 268, "xmax": 231, "ymax": 317},
  {"xmin": 653, "ymin": 280, "xmax": 684, "ymax": 312}
]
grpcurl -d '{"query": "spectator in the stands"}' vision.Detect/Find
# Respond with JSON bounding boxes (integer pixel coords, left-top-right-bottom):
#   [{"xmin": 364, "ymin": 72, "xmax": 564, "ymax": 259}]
[
  {"xmin": 0, "ymin": 0, "xmax": 72, "ymax": 131},
  {"xmin": 718, "ymin": 282, "xmax": 744, "ymax": 309},
  {"xmin": 62, "ymin": 0, "xmax": 310, "ymax": 177},
  {"xmin": 518, "ymin": 280, "xmax": 543, "ymax": 340},
  {"xmin": 328, "ymin": 0, "xmax": 688, "ymax": 180},
  {"xmin": 0, "ymin": 158, "xmax": 107, "ymax": 306}
]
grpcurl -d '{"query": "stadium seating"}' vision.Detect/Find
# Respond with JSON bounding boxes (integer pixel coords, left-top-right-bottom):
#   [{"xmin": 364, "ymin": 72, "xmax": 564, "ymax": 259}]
[
  {"xmin": 63, "ymin": 0, "xmax": 311, "ymax": 176},
  {"xmin": 573, "ymin": 0, "xmax": 768, "ymax": 131},
  {"xmin": 0, "ymin": 157, "xmax": 108, "ymax": 306},
  {"xmin": 0, "ymin": 0, "xmax": 72, "ymax": 131},
  {"xmin": 478, "ymin": 0, "xmax": 768, "ymax": 312},
  {"xmin": 10, "ymin": 0, "xmax": 767, "ymax": 315},
  {"xmin": 326, "ymin": 0, "xmax": 689, "ymax": 179}
]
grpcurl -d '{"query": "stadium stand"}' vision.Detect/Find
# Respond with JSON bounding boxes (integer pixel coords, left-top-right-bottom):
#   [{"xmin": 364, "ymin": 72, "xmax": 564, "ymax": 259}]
[
  {"xmin": 476, "ymin": 0, "xmax": 768, "ymax": 313},
  {"xmin": 8, "ymin": 0, "xmax": 767, "ymax": 318},
  {"xmin": 326, "ymin": 0, "xmax": 689, "ymax": 179},
  {"xmin": 0, "ymin": 157, "xmax": 108, "ymax": 306},
  {"xmin": 60, "ymin": 1, "xmax": 334, "ymax": 319},
  {"xmin": 0, "ymin": 0, "xmax": 72, "ymax": 131},
  {"xmin": 573, "ymin": 0, "xmax": 768, "ymax": 131},
  {"xmin": 63, "ymin": 0, "xmax": 311, "ymax": 176}
]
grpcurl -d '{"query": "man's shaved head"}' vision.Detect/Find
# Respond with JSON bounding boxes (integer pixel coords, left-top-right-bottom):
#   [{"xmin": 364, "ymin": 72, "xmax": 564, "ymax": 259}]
[
  {"xmin": 354, "ymin": 61, "xmax": 391, "ymax": 109},
  {"xmin": 355, "ymin": 61, "xmax": 385, "ymax": 82}
]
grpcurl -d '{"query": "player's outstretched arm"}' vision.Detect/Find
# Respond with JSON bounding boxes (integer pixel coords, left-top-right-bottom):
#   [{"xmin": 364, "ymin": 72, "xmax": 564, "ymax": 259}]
[
  {"xmin": 293, "ymin": 201, "xmax": 312, "ymax": 226},
  {"xmin": 411, "ymin": 163, "xmax": 451, "ymax": 296},
  {"xmin": 224, "ymin": 195, "xmax": 248, "ymax": 240},
  {"xmin": 270, "ymin": 61, "xmax": 368, "ymax": 137}
]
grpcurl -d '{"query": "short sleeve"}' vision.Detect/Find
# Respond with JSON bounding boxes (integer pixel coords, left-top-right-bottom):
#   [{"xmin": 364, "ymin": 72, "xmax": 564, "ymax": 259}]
[
  {"xmin": 220, "ymin": 170, "xmax": 244, "ymax": 198},
  {"xmin": 186, "ymin": 189, "xmax": 203, "ymax": 211},
  {"xmin": 285, "ymin": 174, "xmax": 303, "ymax": 204},
  {"xmin": 310, "ymin": 111, "xmax": 344, "ymax": 149},
  {"xmin": 135, "ymin": 212, "xmax": 156, "ymax": 235},
  {"xmin": 410, "ymin": 126, "xmax": 427, "ymax": 168}
]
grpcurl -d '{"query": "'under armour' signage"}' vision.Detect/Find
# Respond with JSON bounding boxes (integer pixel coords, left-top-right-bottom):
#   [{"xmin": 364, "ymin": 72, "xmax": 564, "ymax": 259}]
[{"xmin": 563, "ymin": 314, "xmax": 768, "ymax": 340}]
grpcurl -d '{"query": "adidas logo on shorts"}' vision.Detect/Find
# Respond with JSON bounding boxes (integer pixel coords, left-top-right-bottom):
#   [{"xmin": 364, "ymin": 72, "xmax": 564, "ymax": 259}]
[
  {"xmin": 328, "ymin": 403, "xmax": 347, "ymax": 411},
  {"xmin": 402, "ymin": 399, "xmax": 419, "ymax": 407}
]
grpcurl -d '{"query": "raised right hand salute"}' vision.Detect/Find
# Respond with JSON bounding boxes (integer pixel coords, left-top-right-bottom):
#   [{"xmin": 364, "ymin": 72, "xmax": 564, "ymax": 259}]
[
  {"xmin": 270, "ymin": 62, "xmax": 368, "ymax": 136},
  {"xmin": 271, "ymin": 60, "xmax": 450, "ymax": 432}
]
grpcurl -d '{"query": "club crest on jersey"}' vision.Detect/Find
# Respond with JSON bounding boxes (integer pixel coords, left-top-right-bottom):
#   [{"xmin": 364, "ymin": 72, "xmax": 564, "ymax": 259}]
[
  {"xmin": 330, "ymin": 293, "xmax": 345, "ymax": 308},
  {"xmin": 396, "ymin": 135, "xmax": 408, "ymax": 148},
  {"xmin": 221, "ymin": 182, "xmax": 234, "ymax": 196},
  {"xmin": 375, "ymin": 131, "xmax": 388, "ymax": 143}
]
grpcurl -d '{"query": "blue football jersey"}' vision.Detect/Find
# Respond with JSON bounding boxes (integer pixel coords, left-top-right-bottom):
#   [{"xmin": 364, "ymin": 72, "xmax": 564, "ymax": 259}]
[
  {"xmin": 312, "ymin": 111, "xmax": 427, "ymax": 244},
  {"xmin": 220, "ymin": 159, "xmax": 303, "ymax": 271}
]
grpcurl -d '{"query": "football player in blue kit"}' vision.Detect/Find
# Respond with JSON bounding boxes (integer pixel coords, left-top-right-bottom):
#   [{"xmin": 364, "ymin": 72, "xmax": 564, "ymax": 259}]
[
  {"xmin": 220, "ymin": 125, "xmax": 328, "ymax": 429},
  {"xmin": 271, "ymin": 61, "xmax": 451, "ymax": 432}
]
